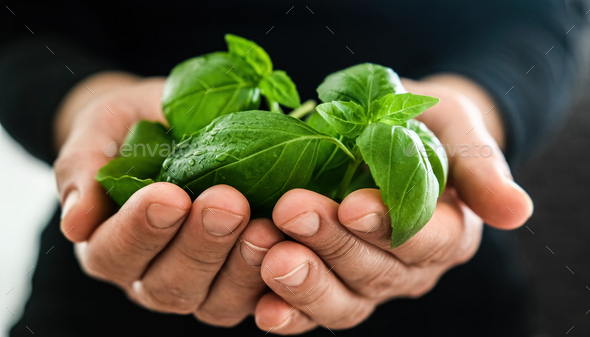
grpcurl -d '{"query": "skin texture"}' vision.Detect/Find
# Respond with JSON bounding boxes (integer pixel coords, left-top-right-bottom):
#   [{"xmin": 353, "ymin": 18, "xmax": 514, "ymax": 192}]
[
  {"xmin": 54, "ymin": 71, "xmax": 533, "ymax": 332},
  {"xmin": 55, "ymin": 73, "xmax": 284, "ymax": 326},
  {"xmin": 252, "ymin": 76, "xmax": 534, "ymax": 334}
]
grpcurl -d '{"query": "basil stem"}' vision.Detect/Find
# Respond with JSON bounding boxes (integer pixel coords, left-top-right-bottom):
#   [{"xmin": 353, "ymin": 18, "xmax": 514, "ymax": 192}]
[
  {"xmin": 289, "ymin": 99, "xmax": 317, "ymax": 119},
  {"xmin": 335, "ymin": 145, "xmax": 363, "ymax": 200}
]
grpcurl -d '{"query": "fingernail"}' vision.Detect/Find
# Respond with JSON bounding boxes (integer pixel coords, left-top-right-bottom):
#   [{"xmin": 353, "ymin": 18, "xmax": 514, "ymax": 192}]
[
  {"xmin": 255, "ymin": 314, "xmax": 291, "ymax": 332},
  {"xmin": 202, "ymin": 208, "xmax": 244, "ymax": 236},
  {"xmin": 525, "ymin": 193, "xmax": 534, "ymax": 217},
  {"xmin": 61, "ymin": 190, "xmax": 80, "ymax": 220},
  {"xmin": 274, "ymin": 316, "xmax": 292, "ymax": 330},
  {"xmin": 345, "ymin": 213, "xmax": 383, "ymax": 233},
  {"xmin": 240, "ymin": 239, "xmax": 269, "ymax": 266},
  {"xmin": 281, "ymin": 212, "xmax": 320, "ymax": 237},
  {"xmin": 146, "ymin": 203, "xmax": 186, "ymax": 229},
  {"xmin": 508, "ymin": 180, "xmax": 535, "ymax": 217},
  {"xmin": 273, "ymin": 262, "xmax": 309, "ymax": 287}
]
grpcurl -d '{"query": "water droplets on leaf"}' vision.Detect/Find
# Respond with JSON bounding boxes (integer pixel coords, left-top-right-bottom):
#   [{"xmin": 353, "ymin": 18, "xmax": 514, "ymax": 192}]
[
  {"xmin": 215, "ymin": 153, "xmax": 229, "ymax": 161},
  {"xmin": 189, "ymin": 159, "xmax": 195, "ymax": 166}
]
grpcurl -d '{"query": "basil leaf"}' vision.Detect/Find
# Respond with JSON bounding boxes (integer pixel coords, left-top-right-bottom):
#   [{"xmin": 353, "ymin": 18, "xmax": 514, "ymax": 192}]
[
  {"xmin": 317, "ymin": 63, "xmax": 405, "ymax": 112},
  {"xmin": 306, "ymin": 113, "xmax": 350, "ymax": 173},
  {"xmin": 159, "ymin": 111, "xmax": 347, "ymax": 210},
  {"xmin": 315, "ymin": 101, "xmax": 367, "ymax": 138},
  {"xmin": 406, "ymin": 119, "xmax": 448, "ymax": 197},
  {"xmin": 305, "ymin": 113, "xmax": 350, "ymax": 197},
  {"xmin": 225, "ymin": 34, "xmax": 272, "ymax": 77},
  {"xmin": 96, "ymin": 121, "xmax": 174, "ymax": 206},
  {"xmin": 162, "ymin": 52, "xmax": 261, "ymax": 140},
  {"xmin": 371, "ymin": 93, "xmax": 439, "ymax": 125},
  {"xmin": 259, "ymin": 70, "xmax": 301, "ymax": 108},
  {"xmin": 357, "ymin": 123, "xmax": 439, "ymax": 248}
]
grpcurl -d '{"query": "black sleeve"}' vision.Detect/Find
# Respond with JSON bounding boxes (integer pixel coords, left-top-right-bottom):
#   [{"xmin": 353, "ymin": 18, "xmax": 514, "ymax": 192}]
[
  {"xmin": 0, "ymin": 37, "xmax": 116, "ymax": 164},
  {"xmin": 0, "ymin": 2, "xmax": 117, "ymax": 164},
  {"xmin": 417, "ymin": 0, "xmax": 580, "ymax": 166}
]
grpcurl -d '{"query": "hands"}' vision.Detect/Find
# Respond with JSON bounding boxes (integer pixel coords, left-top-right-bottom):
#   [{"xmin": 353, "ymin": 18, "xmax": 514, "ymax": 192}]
[
  {"xmin": 54, "ymin": 72, "xmax": 532, "ymax": 332},
  {"xmin": 55, "ymin": 73, "xmax": 284, "ymax": 326},
  {"xmin": 252, "ymin": 76, "xmax": 534, "ymax": 334}
]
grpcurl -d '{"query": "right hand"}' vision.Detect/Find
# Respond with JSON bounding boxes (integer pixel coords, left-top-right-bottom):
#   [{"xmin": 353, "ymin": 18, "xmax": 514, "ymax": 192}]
[{"xmin": 54, "ymin": 72, "xmax": 283, "ymax": 326}]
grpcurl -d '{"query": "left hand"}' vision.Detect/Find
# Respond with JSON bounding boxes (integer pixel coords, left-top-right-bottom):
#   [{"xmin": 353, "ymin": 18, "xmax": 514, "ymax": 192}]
[{"xmin": 253, "ymin": 76, "xmax": 534, "ymax": 334}]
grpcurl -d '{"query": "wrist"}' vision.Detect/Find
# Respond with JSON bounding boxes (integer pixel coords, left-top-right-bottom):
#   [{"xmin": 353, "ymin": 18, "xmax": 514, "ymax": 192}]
[
  {"xmin": 53, "ymin": 71, "xmax": 140, "ymax": 152},
  {"xmin": 421, "ymin": 74, "xmax": 506, "ymax": 150}
]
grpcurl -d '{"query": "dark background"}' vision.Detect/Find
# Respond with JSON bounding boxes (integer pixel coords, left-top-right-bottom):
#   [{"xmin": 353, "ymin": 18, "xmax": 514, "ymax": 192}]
[{"xmin": 514, "ymin": 22, "xmax": 590, "ymax": 336}]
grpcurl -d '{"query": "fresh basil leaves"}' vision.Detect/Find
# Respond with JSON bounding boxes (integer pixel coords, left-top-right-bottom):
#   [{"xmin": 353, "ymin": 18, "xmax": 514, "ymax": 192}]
[
  {"xmin": 317, "ymin": 63, "xmax": 405, "ymax": 112},
  {"xmin": 357, "ymin": 123, "xmax": 438, "ymax": 247},
  {"xmin": 162, "ymin": 34, "xmax": 299, "ymax": 139},
  {"xmin": 97, "ymin": 34, "xmax": 447, "ymax": 247},
  {"xmin": 371, "ymin": 93, "xmax": 439, "ymax": 125},
  {"xmin": 258, "ymin": 70, "xmax": 301, "ymax": 110},
  {"xmin": 159, "ymin": 111, "xmax": 351, "ymax": 210},
  {"xmin": 406, "ymin": 119, "xmax": 448, "ymax": 197}
]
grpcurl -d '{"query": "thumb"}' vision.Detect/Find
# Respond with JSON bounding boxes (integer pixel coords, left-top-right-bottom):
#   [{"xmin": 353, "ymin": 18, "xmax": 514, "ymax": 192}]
[{"xmin": 418, "ymin": 94, "xmax": 533, "ymax": 230}]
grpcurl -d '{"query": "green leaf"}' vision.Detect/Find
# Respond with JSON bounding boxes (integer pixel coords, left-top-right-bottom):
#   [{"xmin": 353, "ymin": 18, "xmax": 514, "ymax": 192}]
[
  {"xmin": 158, "ymin": 111, "xmax": 348, "ymax": 210},
  {"xmin": 305, "ymin": 113, "xmax": 351, "ymax": 197},
  {"xmin": 259, "ymin": 70, "xmax": 301, "ymax": 108},
  {"xmin": 316, "ymin": 101, "xmax": 367, "ymax": 138},
  {"xmin": 96, "ymin": 121, "xmax": 174, "ymax": 206},
  {"xmin": 225, "ymin": 34, "xmax": 272, "ymax": 77},
  {"xmin": 406, "ymin": 119, "xmax": 448, "ymax": 196},
  {"xmin": 371, "ymin": 93, "xmax": 439, "ymax": 125},
  {"xmin": 162, "ymin": 52, "xmax": 261, "ymax": 140},
  {"xmin": 317, "ymin": 63, "xmax": 405, "ymax": 112},
  {"xmin": 357, "ymin": 123, "xmax": 439, "ymax": 248}
]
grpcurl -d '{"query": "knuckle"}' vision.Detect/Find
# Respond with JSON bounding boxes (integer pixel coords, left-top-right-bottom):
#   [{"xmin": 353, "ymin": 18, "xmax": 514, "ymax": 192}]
[
  {"xmin": 306, "ymin": 276, "xmax": 333, "ymax": 304},
  {"xmin": 224, "ymin": 269, "xmax": 263, "ymax": 292},
  {"xmin": 79, "ymin": 257, "xmax": 108, "ymax": 281},
  {"xmin": 79, "ymin": 255, "xmax": 126, "ymax": 286},
  {"xmin": 361, "ymin": 261, "xmax": 405, "ymax": 299},
  {"xmin": 117, "ymin": 227, "xmax": 166, "ymax": 254},
  {"xmin": 315, "ymin": 232, "xmax": 359, "ymax": 263},
  {"xmin": 177, "ymin": 245, "xmax": 225, "ymax": 273},
  {"xmin": 54, "ymin": 152, "xmax": 83, "ymax": 184},
  {"xmin": 412, "ymin": 232, "xmax": 454, "ymax": 267},
  {"xmin": 453, "ymin": 240, "xmax": 478, "ymax": 266},
  {"xmin": 328, "ymin": 302, "xmax": 373, "ymax": 329},
  {"xmin": 141, "ymin": 284, "xmax": 196, "ymax": 314},
  {"xmin": 406, "ymin": 277, "xmax": 439, "ymax": 299}
]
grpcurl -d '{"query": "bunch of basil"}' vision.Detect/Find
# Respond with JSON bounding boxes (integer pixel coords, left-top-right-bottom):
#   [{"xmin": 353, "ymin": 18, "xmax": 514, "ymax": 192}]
[{"xmin": 96, "ymin": 35, "xmax": 447, "ymax": 247}]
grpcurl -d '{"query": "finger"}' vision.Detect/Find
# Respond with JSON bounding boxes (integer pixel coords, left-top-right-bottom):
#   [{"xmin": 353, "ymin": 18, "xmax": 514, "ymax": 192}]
[
  {"xmin": 272, "ymin": 189, "xmax": 412, "ymax": 299},
  {"xmin": 255, "ymin": 292, "xmax": 317, "ymax": 335},
  {"xmin": 261, "ymin": 241, "xmax": 373, "ymax": 329},
  {"xmin": 408, "ymin": 82, "xmax": 533, "ymax": 229},
  {"xmin": 337, "ymin": 188, "xmax": 392, "ymax": 248},
  {"xmin": 339, "ymin": 188, "xmax": 483, "ymax": 266},
  {"xmin": 56, "ymin": 81, "xmax": 167, "ymax": 243},
  {"xmin": 56, "ymin": 126, "xmax": 120, "ymax": 242},
  {"xmin": 76, "ymin": 182, "xmax": 191, "ymax": 287},
  {"xmin": 56, "ymin": 106, "xmax": 150, "ymax": 242},
  {"xmin": 195, "ymin": 218, "xmax": 284, "ymax": 327},
  {"xmin": 133, "ymin": 185, "xmax": 250, "ymax": 314}
]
